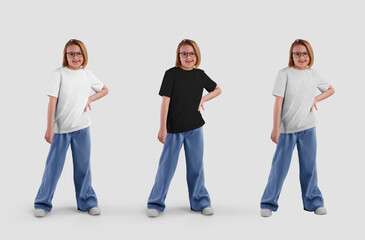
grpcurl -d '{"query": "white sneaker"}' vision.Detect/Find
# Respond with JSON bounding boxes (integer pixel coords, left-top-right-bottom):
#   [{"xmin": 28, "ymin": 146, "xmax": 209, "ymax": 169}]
[
  {"xmin": 260, "ymin": 208, "xmax": 272, "ymax": 217},
  {"xmin": 201, "ymin": 207, "xmax": 214, "ymax": 216},
  {"xmin": 147, "ymin": 208, "xmax": 160, "ymax": 217},
  {"xmin": 314, "ymin": 207, "xmax": 327, "ymax": 215},
  {"xmin": 88, "ymin": 207, "xmax": 101, "ymax": 216},
  {"xmin": 34, "ymin": 208, "xmax": 46, "ymax": 218}
]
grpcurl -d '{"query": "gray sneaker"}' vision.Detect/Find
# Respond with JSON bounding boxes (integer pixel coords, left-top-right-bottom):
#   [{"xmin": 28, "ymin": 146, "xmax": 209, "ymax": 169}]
[
  {"xmin": 34, "ymin": 208, "xmax": 46, "ymax": 218},
  {"xmin": 314, "ymin": 207, "xmax": 327, "ymax": 215},
  {"xmin": 147, "ymin": 208, "xmax": 160, "ymax": 217},
  {"xmin": 201, "ymin": 207, "xmax": 214, "ymax": 216},
  {"xmin": 88, "ymin": 207, "xmax": 101, "ymax": 216},
  {"xmin": 260, "ymin": 208, "xmax": 272, "ymax": 217}
]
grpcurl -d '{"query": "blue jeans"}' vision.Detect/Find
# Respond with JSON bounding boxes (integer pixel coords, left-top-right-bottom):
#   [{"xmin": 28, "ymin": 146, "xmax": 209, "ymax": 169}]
[
  {"xmin": 148, "ymin": 127, "xmax": 211, "ymax": 212},
  {"xmin": 261, "ymin": 127, "xmax": 324, "ymax": 211},
  {"xmin": 34, "ymin": 127, "xmax": 98, "ymax": 211}
]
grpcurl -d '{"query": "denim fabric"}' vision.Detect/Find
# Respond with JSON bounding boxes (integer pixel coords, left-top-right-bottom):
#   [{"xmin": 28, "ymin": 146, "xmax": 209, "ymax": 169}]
[
  {"xmin": 148, "ymin": 127, "xmax": 211, "ymax": 212},
  {"xmin": 34, "ymin": 127, "xmax": 98, "ymax": 211}
]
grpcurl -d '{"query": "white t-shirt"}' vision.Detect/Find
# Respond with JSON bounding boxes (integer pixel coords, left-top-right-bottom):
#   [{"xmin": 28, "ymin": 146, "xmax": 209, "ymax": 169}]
[
  {"xmin": 272, "ymin": 67, "xmax": 330, "ymax": 134},
  {"xmin": 47, "ymin": 67, "xmax": 104, "ymax": 133}
]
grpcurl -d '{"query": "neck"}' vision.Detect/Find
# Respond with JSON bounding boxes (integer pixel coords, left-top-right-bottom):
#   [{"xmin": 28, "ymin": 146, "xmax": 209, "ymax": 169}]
[
  {"xmin": 293, "ymin": 65, "xmax": 306, "ymax": 70},
  {"xmin": 67, "ymin": 66, "xmax": 81, "ymax": 70},
  {"xmin": 180, "ymin": 66, "xmax": 194, "ymax": 71}
]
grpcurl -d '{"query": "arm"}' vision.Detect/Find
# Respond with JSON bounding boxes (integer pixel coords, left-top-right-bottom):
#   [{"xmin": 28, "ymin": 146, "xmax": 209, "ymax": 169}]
[
  {"xmin": 158, "ymin": 96, "xmax": 170, "ymax": 144},
  {"xmin": 198, "ymin": 85, "xmax": 222, "ymax": 111},
  {"xmin": 311, "ymin": 85, "xmax": 335, "ymax": 111},
  {"xmin": 271, "ymin": 96, "xmax": 283, "ymax": 144},
  {"xmin": 85, "ymin": 85, "xmax": 109, "ymax": 111},
  {"xmin": 44, "ymin": 96, "xmax": 57, "ymax": 144}
]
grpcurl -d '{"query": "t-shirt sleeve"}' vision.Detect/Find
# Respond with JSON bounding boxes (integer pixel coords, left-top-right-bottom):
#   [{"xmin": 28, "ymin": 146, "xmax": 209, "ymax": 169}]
[
  {"xmin": 272, "ymin": 70, "xmax": 287, "ymax": 98},
  {"xmin": 47, "ymin": 70, "xmax": 61, "ymax": 98},
  {"xmin": 202, "ymin": 71, "xmax": 217, "ymax": 92},
  {"xmin": 316, "ymin": 71, "xmax": 330, "ymax": 93},
  {"xmin": 159, "ymin": 70, "xmax": 173, "ymax": 97},
  {"xmin": 88, "ymin": 70, "xmax": 104, "ymax": 92}
]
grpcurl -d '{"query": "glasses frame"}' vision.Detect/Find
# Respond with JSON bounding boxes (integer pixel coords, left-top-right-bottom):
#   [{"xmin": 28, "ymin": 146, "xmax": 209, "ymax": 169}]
[
  {"xmin": 179, "ymin": 52, "xmax": 196, "ymax": 58},
  {"xmin": 66, "ymin": 52, "xmax": 84, "ymax": 58},
  {"xmin": 292, "ymin": 52, "xmax": 309, "ymax": 58}
]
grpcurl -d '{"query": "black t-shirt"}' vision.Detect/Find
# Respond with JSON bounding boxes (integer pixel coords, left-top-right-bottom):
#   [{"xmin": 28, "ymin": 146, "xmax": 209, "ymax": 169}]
[{"xmin": 159, "ymin": 67, "xmax": 217, "ymax": 133}]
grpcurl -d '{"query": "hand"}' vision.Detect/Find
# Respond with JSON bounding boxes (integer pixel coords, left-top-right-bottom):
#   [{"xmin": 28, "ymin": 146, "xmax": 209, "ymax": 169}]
[
  {"xmin": 158, "ymin": 128, "xmax": 167, "ymax": 144},
  {"xmin": 84, "ymin": 97, "xmax": 92, "ymax": 112},
  {"xmin": 198, "ymin": 98, "xmax": 205, "ymax": 111},
  {"xmin": 44, "ymin": 128, "xmax": 54, "ymax": 144},
  {"xmin": 310, "ymin": 97, "xmax": 318, "ymax": 112},
  {"xmin": 271, "ymin": 127, "xmax": 280, "ymax": 144}
]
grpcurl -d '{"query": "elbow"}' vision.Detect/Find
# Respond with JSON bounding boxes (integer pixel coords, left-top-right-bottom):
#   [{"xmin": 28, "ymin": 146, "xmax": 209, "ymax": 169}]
[
  {"xmin": 329, "ymin": 86, "xmax": 335, "ymax": 96},
  {"xmin": 216, "ymin": 86, "xmax": 222, "ymax": 96},
  {"xmin": 103, "ymin": 86, "xmax": 109, "ymax": 95}
]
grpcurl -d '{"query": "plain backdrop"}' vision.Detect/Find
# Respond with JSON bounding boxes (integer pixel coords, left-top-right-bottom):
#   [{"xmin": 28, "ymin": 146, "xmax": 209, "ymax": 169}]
[{"xmin": 1, "ymin": 0, "xmax": 364, "ymax": 239}]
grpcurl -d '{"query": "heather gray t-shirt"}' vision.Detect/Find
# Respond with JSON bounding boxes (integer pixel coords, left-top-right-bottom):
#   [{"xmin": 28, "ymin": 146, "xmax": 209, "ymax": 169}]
[{"xmin": 272, "ymin": 67, "xmax": 330, "ymax": 134}]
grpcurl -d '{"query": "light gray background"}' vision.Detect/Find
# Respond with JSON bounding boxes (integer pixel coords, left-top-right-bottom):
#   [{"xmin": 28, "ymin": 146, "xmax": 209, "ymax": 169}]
[{"xmin": 1, "ymin": 0, "xmax": 364, "ymax": 239}]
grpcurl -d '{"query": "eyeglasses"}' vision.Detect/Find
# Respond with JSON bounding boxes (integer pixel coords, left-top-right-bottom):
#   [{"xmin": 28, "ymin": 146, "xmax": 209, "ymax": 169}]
[
  {"xmin": 180, "ymin": 52, "xmax": 196, "ymax": 58},
  {"xmin": 293, "ymin": 52, "xmax": 309, "ymax": 58},
  {"xmin": 67, "ymin": 52, "xmax": 83, "ymax": 58}
]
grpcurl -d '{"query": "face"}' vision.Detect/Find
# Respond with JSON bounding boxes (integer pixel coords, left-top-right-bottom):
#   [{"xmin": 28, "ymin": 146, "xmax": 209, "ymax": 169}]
[
  {"xmin": 179, "ymin": 44, "xmax": 197, "ymax": 70},
  {"xmin": 66, "ymin": 45, "xmax": 84, "ymax": 70},
  {"xmin": 292, "ymin": 44, "xmax": 310, "ymax": 70}
]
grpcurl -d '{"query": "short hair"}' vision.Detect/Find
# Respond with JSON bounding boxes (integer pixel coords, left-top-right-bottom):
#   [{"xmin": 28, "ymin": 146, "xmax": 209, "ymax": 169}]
[
  {"xmin": 175, "ymin": 39, "xmax": 201, "ymax": 68},
  {"xmin": 288, "ymin": 39, "xmax": 314, "ymax": 69},
  {"xmin": 62, "ymin": 39, "xmax": 88, "ymax": 68}
]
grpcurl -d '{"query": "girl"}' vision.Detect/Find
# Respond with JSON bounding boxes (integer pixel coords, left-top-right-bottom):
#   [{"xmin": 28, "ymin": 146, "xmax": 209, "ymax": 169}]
[
  {"xmin": 260, "ymin": 39, "xmax": 335, "ymax": 217},
  {"xmin": 147, "ymin": 39, "xmax": 222, "ymax": 217},
  {"xmin": 34, "ymin": 39, "xmax": 109, "ymax": 217}
]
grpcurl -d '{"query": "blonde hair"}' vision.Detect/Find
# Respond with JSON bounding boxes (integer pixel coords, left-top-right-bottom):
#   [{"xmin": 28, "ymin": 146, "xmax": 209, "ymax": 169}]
[
  {"xmin": 288, "ymin": 39, "xmax": 314, "ymax": 69},
  {"xmin": 62, "ymin": 39, "xmax": 88, "ymax": 68},
  {"xmin": 175, "ymin": 39, "xmax": 201, "ymax": 68}
]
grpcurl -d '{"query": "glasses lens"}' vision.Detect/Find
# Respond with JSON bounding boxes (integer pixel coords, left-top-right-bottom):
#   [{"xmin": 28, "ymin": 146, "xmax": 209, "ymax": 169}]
[
  {"xmin": 180, "ymin": 52, "xmax": 196, "ymax": 58},
  {"xmin": 67, "ymin": 52, "xmax": 83, "ymax": 58},
  {"xmin": 293, "ymin": 52, "xmax": 309, "ymax": 58}
]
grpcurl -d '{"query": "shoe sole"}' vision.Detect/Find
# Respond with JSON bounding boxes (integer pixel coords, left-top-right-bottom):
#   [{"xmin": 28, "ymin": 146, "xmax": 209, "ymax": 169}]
[
  {"xmin": 147, "ymin": 209, "xmax": 160, "ymax": 217},
  {"xmin": 34, "ymin": 212, "xmax": 46, "ymax": 217},
  {"xmin": 147, "ymin": 212, "xmax": 160, "ymax": 217},
  {"xmin": 88, "ymin": 211, "xmax": 101, "ymax": 216},
  {"xmin": 260, "ymin": 209, "xmax": 272, "ymax": 217}
]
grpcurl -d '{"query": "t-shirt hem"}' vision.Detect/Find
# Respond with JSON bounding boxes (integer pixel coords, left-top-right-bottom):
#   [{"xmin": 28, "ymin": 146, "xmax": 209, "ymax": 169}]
[
  {"xmin": 159, "ymin": 92, "xmax": 171, "ymax": 97},
  {"xmin": 207, "ymin": 82, "xmax": 217, "ymax": 92},
  {"xmin": 93, "ymin": 84, "xmax": 104, "ymax": 93},
  {"xmin": 280, "ymin": 124, "xmax": 317, "ymax": 134},
  {"xmin": 272, "ymin": 92, "xmax": 284, "ymax": 98},
  {"xmin": 46, "ymin": 93, "xmax": 58, "ymax": 98},
  {"xmin": 167, "ymin": 123, "xmax": 205, "ymax": 134},
  {"xmin": 319, "ymin": 83, "xmax": 330, "ymax": 93},
  {"xmin": 54, "ymin": 124, "xmax": 91, "ymax": 134}
]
